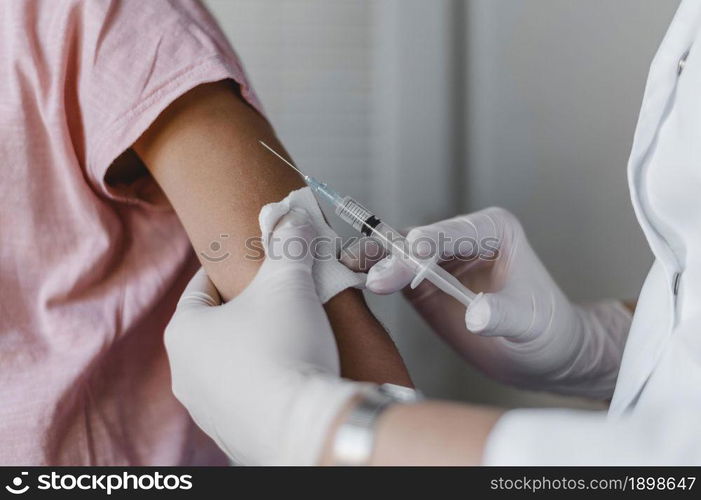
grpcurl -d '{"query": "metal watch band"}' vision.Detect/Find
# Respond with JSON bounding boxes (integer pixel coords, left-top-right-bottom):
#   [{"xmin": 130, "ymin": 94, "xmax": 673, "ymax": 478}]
[{"xmin": 332, "ymin": 384, "xmax": 421, "ymax": 466}]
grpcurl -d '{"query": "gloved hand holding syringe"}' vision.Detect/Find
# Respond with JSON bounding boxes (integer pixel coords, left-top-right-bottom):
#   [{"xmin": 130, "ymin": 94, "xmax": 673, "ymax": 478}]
[{"xmin": 260, "ymin": 140, "xmax": 479, "ymax": 307}]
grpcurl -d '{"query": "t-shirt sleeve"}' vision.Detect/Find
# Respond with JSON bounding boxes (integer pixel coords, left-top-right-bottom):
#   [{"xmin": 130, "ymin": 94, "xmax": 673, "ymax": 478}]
[{"xmin": 75, "ymin": 0, "xmax": 263, "ymax": 204}]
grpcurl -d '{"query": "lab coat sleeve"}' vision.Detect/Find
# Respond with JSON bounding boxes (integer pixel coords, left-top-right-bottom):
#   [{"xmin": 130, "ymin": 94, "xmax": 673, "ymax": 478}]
[{"xmin": 483, "ymin": 404, "xmax": 701, "ymax": 465}]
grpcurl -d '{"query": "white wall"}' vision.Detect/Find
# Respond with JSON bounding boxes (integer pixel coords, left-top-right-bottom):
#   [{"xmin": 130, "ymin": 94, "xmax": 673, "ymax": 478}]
[
  {"xmin": 438, "ymin": 0, "xmax": 680, "ymax": 407},
  {"xmin": 464, "ymin": 0, "xmax": 678, "ymax": 301},
  {"xmin": 204, "ymin": 0, "xmax": 376, "ymax": 206},
  {"xmin": 204, "ymin": 0, "xmax": 680, "ymax": 407}
]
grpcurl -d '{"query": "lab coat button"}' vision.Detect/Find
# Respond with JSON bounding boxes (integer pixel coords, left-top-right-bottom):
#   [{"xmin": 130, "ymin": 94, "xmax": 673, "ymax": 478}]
[
  {"xmin": 673, "ymin": 272, "xmax": 681, "ymax": 295},
  {"xmin": 678, "ymin": 50, "xmax": 690, "ymax": 75}
]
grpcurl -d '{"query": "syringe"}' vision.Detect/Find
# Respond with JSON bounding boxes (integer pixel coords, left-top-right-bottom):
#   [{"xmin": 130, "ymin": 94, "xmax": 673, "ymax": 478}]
[{"xmin": 260, "ymin": 140, "xmax": 477, "ymax": 307}]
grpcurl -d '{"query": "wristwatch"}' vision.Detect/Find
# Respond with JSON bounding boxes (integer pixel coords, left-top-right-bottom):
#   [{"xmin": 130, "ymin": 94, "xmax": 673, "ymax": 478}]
[{"xmin": 331, "ymin": 383, "xmax": 422, "ymax": 465}]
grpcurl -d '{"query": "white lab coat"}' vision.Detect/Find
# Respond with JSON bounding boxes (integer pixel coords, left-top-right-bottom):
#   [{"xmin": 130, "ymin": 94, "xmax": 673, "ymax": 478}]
[{"xmin": 484, "ymin": 0, "xmax": 701, "ymax": 465}]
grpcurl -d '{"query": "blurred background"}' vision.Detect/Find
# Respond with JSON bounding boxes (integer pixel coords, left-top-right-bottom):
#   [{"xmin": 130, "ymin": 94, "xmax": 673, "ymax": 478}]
[{"xmin": 205, "ymin": 0, "xmax": 679, "ymax": 408}]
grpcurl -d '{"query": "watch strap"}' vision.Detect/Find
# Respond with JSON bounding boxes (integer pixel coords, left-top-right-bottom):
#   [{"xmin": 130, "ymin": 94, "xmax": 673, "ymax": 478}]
[{"xmin": 332, "ymin": 384, "xmax": 421, "ymax": 465}]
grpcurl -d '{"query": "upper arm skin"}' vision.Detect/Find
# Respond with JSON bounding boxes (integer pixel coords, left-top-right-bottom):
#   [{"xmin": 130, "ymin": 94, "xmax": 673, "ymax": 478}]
[
  {"xmin": 134, "ymin": 81, "xmax": 297, "ymax": 298},
  {"xmin": 133, "ymin": 81, "xmax": 411, "ymax": 386}
]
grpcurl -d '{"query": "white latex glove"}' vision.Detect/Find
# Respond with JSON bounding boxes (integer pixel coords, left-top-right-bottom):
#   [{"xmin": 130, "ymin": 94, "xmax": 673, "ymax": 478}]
[
  {"xmin": 165, "ymin": 208, "xmax": 362, "ymax": 465},
  {"xmin": 358, "ymin": 207, "xmax": 631, "ymax": 398},
  {"xmin": 259, "ymin": 187, "xmax": 366, "ymax": 303}
]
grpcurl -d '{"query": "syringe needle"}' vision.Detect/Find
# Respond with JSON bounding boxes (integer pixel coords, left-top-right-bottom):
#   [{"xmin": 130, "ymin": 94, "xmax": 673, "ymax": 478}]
[{"xmin": 258, "ymin": 140, "xmax": 307, "ymax": 178}]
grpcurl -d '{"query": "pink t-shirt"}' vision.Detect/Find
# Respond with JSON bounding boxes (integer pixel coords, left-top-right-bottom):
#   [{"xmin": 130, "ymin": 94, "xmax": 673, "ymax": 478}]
[{"xmin": 0, "ymin": 0, "xmax": 262, "ymax": 465}]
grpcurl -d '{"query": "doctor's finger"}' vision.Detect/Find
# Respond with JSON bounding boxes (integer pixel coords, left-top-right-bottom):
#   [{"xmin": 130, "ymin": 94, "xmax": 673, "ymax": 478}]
[
  {"xmin": 176, "ymin": 267, "xmax": 222, "ymax": 311},
  {"xmin": 466, "ymin": 291, "xmax": 536, "ymax": 339},
  {"xmin": 265, "ymin": 208, "xmax": 317, "ymax": 268},
  {"xmin": 366, "ymin": 254, "xmax": 416, "ymax": 294},
  {"xmin": 256, "ymin": 208, "xmax": 320, "ymax": 295},
  {"xmin": 405, "ymin": 207, "xmax": 510, "ymax": 261},
  {"xmin": 339, "ymin": 237, "xmax": 386, "ymax": 271}
]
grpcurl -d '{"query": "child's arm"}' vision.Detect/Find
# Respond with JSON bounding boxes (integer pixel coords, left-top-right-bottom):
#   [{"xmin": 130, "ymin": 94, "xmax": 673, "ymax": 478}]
[{"xmin": 133, "ymin": 81, "xmax": 411, "ymax": 386}]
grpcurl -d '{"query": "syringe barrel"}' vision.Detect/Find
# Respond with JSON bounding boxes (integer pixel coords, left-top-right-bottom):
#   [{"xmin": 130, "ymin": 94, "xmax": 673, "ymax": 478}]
[
  {"xmin": 333, "ymin": 197, "xmax": 475, "ymax": 305},
  {"xmin": 335, "ymin": 197, "xmax": 374, "ymax": 233},
  {"xmin": 334, "ymin": 197, "xmax": 414, "ymax": 263},
  {"xmin": 335, "ymin": 197, "xmax": 404, "ymax": 242}
]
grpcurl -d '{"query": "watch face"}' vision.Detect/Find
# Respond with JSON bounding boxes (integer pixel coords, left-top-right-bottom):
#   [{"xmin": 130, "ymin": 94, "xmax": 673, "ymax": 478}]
[{"xmin": 378, "ymin": 383, "xmax": 421, "ymax": 402}]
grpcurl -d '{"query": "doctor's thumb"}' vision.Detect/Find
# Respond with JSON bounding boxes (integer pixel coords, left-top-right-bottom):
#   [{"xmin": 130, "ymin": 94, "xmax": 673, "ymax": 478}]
[
  {"xmin": 365, "ymin": 254, "xmax": 415, "ymax": 294},
  {"xmin": 466, "ymin": 292, "xmax": 537, "ymax": 340},
  {"xmin": 264, "ymin": 207, "xmax": 317, "ymax": 271}
]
